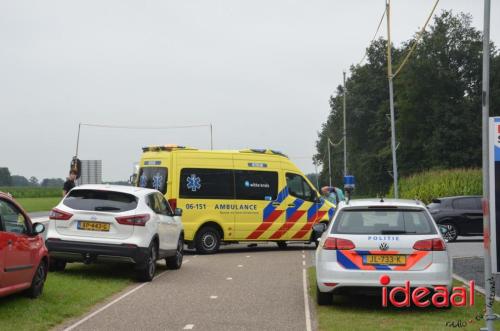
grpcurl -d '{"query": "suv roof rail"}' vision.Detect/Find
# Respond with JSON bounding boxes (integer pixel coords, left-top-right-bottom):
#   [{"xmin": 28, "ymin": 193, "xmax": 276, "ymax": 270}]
[{"xmin": 240, "ymin": 149, "xmax": 288, "ymax": 158}]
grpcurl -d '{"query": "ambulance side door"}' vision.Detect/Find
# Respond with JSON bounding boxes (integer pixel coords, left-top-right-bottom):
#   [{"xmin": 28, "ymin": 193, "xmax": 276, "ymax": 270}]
[
  {"xmin": 283, "ymin": 172, "xmax": 324, "ymax": 240},
  {"xmin": 233, "ymin": 166, "xmax": 282, "ymax": 240}
]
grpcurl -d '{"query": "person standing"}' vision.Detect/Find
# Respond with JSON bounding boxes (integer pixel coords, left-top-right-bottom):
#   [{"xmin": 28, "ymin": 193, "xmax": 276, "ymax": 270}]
[
  {"xmin": 63, "ymin": 169, "xmax": 78, "ymax": 196},
  {"xmin": 321, "ymin": 186, "xmax": 338, "ymax": 205}
]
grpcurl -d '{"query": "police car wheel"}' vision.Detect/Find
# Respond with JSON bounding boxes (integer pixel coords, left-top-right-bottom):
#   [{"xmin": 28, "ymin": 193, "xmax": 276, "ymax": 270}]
[
  {"xmin": 316, "ymin": 286, "xmax": 333, "ymax": 305},
  {"xmin": 195, "ymin": 226, "xmax": 221, "ymax": 254}
]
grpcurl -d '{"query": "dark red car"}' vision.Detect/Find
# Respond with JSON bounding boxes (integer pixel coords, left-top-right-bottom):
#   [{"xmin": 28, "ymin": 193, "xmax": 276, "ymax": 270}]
[{"xmin": 0, "ymin": 192, "xmax": 48, "ymax": 298}]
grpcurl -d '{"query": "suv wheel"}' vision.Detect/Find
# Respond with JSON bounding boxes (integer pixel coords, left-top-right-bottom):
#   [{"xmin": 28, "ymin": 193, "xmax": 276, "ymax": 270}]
[
  {"xmin": 316, "ymin": 285, "xmax": 333, "ymax": 305},
  {"xmin": 49, "ymin": 258, "xmax": 66, "ymax": 272},
  {"xmin": 136, "ymin": 242, "xmax": 157, "ymax": 282},
  {"xmin": 26, "ymin": 262, "xmax": 47, "ymax": 298},
  {"xmin": 195, "ymin": 226, "xmax": 221, "ymax": 254},
  {"xmin": 166, "ymin": 235, "xmax": 184, "ymax": 269},
  {"xmin": 441, "ymin": 223, "xmax": 459, "ymax": 242}
]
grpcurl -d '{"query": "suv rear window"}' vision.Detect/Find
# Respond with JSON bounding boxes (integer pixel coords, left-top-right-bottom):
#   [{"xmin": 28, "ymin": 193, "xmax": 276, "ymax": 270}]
[
  {"xmin": 63, "ymin": 190, "xmax": 138, "ymax": 212},
  {"xmin": 332, "ymin": 209, "xmax": 436, "ymax": 235}
]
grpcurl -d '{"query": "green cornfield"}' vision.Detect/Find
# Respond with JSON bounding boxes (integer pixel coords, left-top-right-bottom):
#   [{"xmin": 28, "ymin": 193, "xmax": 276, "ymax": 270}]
[
  {"xmin": 0, "ymin": 186, "xmax": 61, "ymax": 198},
  {"xmin": 388, "ymin": 168, "xmax": 482, "ymax": 204}
]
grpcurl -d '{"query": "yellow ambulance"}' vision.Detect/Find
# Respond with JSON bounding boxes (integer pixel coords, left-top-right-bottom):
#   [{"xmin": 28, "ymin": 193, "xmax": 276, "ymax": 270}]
[{"xmin": 135, "ymin": 145, "xmax": 335, "ymax": 254}]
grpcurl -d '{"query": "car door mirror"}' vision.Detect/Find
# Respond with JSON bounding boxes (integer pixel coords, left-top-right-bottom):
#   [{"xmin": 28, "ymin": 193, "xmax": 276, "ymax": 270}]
[
  {"xmin": 32, "ymin": 222, "xmax": 45, "ymax": 236},
  {"xmin": 174, "ymin": 208, "xmax": 183, "ymax": 217},
  {"xmin": 312, "ymin": 223, "xmax": 327, "ymax": 235}
]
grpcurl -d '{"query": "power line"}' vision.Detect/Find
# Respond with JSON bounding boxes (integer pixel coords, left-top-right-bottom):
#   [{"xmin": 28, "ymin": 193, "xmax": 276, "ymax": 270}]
[
  {"xmin": 75, "ymin": 122, "xmax": 214, "ymax": 157},
  {"xmin": 79, "ymin": 123, "xmax": 211, "ymax": 130},
  {"xmin": 357, "ymin": 7, "xmax": 387, "ymax": 66},
  {"xmin": 392, "ymin": 0, "xmax": 440, "ymax": 78}
]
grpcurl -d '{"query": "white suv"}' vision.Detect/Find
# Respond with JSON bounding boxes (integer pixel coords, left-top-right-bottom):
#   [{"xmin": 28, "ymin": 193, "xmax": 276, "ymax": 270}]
[
  {"xmin": 45, "ymin": 185, "xmax": 184, "ymax": 281},
  {"xmin": 315, "ymin": 199, "xmax": 452, "ymax": 305}
]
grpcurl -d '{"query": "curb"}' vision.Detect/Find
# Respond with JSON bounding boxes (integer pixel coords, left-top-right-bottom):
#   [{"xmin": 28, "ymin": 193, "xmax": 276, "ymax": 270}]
[{"xmin": 453, "ymin": 273, "xmax": 500, "ymax": 302}]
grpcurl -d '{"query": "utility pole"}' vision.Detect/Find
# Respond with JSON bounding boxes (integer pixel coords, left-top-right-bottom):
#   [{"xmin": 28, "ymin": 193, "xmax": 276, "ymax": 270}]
[
  {"xmin": 343, "ymin": 71, "xmax": 347, "ymax": 176},
  {"xmin": 327, "ymin": 138, "xmax": 332, "ymax": 187},
  {"xmin": 210, "ymin": 123, "xmax": 213, "ymax": 150},
  {"xmin": 482, "ymin": 1, "xmax": 495, "ymax": 330},
  {"xmin": 386, "ymin": 0, "xmax": 399, "ymax": 198}
]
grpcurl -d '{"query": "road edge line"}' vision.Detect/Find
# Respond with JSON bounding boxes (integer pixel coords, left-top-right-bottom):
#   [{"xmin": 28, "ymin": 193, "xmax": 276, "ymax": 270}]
[
  {"xmin": 62, "ymin": 271, "xmax": 169, "ymax": 331},
  {"xmin": 302, "ymin": 268, "xmax": 312, "ymax": 331}
]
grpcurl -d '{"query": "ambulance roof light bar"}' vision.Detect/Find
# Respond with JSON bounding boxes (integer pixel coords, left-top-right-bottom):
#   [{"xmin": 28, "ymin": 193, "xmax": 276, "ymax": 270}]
[{"xmin": 142, "ymin": 145, "xmax": 195, "ymax": 152}]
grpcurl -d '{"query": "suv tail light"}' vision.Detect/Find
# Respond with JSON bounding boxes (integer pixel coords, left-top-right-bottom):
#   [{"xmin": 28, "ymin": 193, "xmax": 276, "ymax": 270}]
[
  {"xmin": 49, "ymin": 208, "xmax": 73, "ymax": 221},
  {"xmin": 168, "ymin": 198, "xmax": 177, "ymax": 210},
  {"xmin": 115, "ymin": 214, "xmax": 150, "ymax": 226},
  {"xmin": 413, "ymin": 238, "xmax": 446, "ymax": 251},
  {"xmin": 323, "ymin": 237, "xmax": 355, "ymax": 250}
]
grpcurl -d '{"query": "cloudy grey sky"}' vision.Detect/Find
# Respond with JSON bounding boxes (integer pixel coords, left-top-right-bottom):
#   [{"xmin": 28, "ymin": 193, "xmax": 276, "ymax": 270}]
[{"xmin": 0, "ymin": 0, "xmax": 498, "ymax": 181}]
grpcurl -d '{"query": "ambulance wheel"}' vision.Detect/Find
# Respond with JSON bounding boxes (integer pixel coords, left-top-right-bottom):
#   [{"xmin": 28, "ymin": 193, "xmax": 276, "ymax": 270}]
[
  {"xmin": 316, "ymin": 286, "xmax": 333, "ymax": 305},
  {"xmin": 195, "ymin": 226, "xmax": 221, "ymax": 254},
  {"xmin": 277, "ymin": 241, "xmax": 287, "ymax": 249}
]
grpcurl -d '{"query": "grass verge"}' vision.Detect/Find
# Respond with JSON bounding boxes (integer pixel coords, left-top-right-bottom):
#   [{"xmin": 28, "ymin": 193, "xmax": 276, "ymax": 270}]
[
  {"xmin": 308, "ymin": 267, "xmax": 500, "ymax": 331},
  {"xmin": 0, "ymin": 263, "xmax": 136, "ymax": 331},
  {"xmin": 17, "ymin": 197, "xmax": 61, "ymax": 213}
]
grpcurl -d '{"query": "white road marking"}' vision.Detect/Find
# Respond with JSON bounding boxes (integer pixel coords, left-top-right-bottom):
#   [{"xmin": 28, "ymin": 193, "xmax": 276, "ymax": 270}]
[
  {"xmin": 226, "ymin": 277, "xmax": 233, "ymax": 280},
  {"xmin": 62, "ymin": 270, "xmax": 169, "ymax": 331},
  {"xmin": 210, "ymin": 295, "xmax": 218, "ymax": 299},
  {"xmin": 183, "ymin": 324, "xmax": 195, "ymax": 330},
  {"xmin": 302, "ymin": 268, "xmax": 312, "ymax": 331},
  {"xmin": 245, "ymin": 255, "xmax": 251, "ymax": 258},
  {"xmin": 302, "ymin": 254, "xmax": 306, "ymax": 259},
  {"xmin": 237, "ymin": 264, "xmax": 243, "ymax": 268},
  {"xmin": 302, "ymin": 260, "xmax": 306, "ymax": 266},
  {"xmin": 302, "ymin": 250, "xmax": 305, "ymax": 253},
  {"xmin": 184, "ymin": 259, "xmax": 190, "ymax": 264}
]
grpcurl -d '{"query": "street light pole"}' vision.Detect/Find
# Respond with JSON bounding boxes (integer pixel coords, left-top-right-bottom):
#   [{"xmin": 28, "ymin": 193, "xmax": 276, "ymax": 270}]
[
  {"xmin": 481, "ymin": 0, "xmax": 495, "ymax": 330},
  {"xmin": 327, "ymin": 138, "xmax": 332, "ymax": 187},
  {"xmin": 343, "ymin": 71, "xmax": 347, "ymax": 176},
  {"xmin": 386, "ymin": 0, "xmax": 399, "ymax": 198}
]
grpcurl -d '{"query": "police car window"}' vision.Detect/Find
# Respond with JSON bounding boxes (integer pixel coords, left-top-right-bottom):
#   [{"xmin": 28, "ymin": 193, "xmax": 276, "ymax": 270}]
[
  {"xmin": 332, "ymin": 209, "xmax": 436, "ymax": 235},
  {"xmin": 235, "ymin": 170, "xmax": 278, "ymax": 200},
  {"xmin": 180, "ymin": 168, "xmax": 234, "ymax": 199},
  {"xmin": 286, "ymin": 173, "xmax": 315, "ymax": 202},
  {"xmin": 0, "ymin": 200, "xmax": 28, "ymax": 234},
  {"xmin": 137, "ymin": 167, "xmax": 168, "ymax": 194}
]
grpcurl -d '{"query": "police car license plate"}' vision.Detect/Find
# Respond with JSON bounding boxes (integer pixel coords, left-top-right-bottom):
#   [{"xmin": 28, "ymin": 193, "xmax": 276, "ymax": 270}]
[
  {"xmin": 365, "ymin": 255, "xmax": 406, "ymax": 265},
  {"xmin": 78, "ymin": 221, "xmax": 110, "ymax": 232}
]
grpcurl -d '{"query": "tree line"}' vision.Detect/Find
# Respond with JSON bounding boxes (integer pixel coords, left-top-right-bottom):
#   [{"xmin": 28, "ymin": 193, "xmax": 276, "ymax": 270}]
[
  {"xmin": 0, "ymin": 167, "xmax": 64, "ymax": 187},
  {"xmin": 314, "ymin": 11, "xmax": 500, "ymax": 195}
]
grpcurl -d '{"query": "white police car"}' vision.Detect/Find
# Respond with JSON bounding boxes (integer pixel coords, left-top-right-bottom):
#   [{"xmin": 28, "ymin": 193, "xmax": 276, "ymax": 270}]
[
  {"xmin": 314, "ymin": 199, "xmax": 452, "ymax": 305},
  {"xmin": 45, "ymin": 185, "xmax": 184, "ymax": 281}
]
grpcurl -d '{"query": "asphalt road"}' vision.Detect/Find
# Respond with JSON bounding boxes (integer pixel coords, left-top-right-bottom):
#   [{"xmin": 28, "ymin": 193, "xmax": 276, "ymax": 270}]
[
  {"xmin": 56, "ymin": 243, "xmax": 315, "ymax": 331},
  {"xmin": 447, "ymin": 236, "xmax": 483, "ymax": 258}
]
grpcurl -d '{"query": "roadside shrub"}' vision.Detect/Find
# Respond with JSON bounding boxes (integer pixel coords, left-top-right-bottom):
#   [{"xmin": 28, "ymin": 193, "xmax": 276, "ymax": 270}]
[
  {"xmin": 0, "ymin": 186, "xmax": 61, "ymax": 198},
  {"xmin": 387, "ymin": 168, "xmax": 482, "ymax": 204}
]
